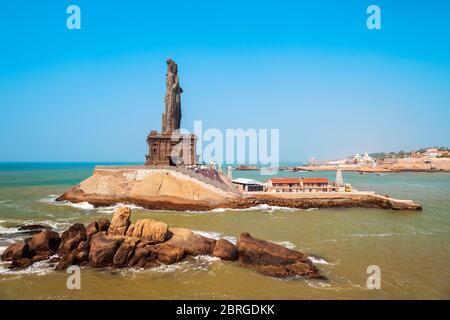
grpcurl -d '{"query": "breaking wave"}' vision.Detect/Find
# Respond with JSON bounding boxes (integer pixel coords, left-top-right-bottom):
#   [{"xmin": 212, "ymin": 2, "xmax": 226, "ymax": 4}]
[
  {"xmin": 40, "ymin": 195, "xmax": 95, "ymax": 210},
  {"xmin": 0, "ymin": 225, "xmax": 21, "ymax": 235},
  {"xmin": 97, "ymin": 203, "xmax": 146, "ymax": 214},
  {"xmin": 274, "ymin": 241, "xmax": 296, "ymax": 250},
  {"xmin": 40, "ymin": 194, "xmax": 146, "ymax": 213},
  {"xmin": 210, "ymin": 204, "xmax": 305, "ymax": 213},
  {"xmin": 307, "ymin": 256, "xmax": 329, "ymax": 265},
  {"xmin": 0, "ymin": 256, "xmax": 58, "ymax": 276},
  {"xmin": 193, "ymin": 230, "xmax": 237, "ymax": 244}
]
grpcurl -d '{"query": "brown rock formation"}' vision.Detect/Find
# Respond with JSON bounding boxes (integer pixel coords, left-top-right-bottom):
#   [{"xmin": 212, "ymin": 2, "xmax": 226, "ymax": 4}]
[
  {"xmin": 0, "ymin": 208, "xmax": 323, "ymax": 279},
  {"xmin": 97, "ymin": 218, "xmax": 111, "ymax": 232},
  {"xmin": 166, "ymin": 227, "xmax": 216, "ymax": 256},
  {"xmin": 28, "ymin": 230, "xmax": 60, "ymax": 254},
  {"xmin": 55, "ymin": 254, "xmax": 75, "ymax": 271},
  {"xmin": 88, "ymin": 232, "xmax": 124, "ymax": 267},
  {"xmin": 125, "ymin": 224, "xmax": 135, "ymax": 237},
  {"xmin": 236, "ymin": 233, "xmax": 319, "ymax": 278},
  {"xmin": 32, "ymin": 252, "xmax": 50, "ymax": 263},
  {"xmin": 57, "ymin": 166, "xmax": 234, "ymax": 211},
  {"xmin": 126, "ymin": 243, "xmax": 156, "ymax": 268},
  {"xmin": 212, "ymin": 239, "xmax": 237, "ymax": 261},
  {"xmin": 235, "ymin": 192, "xmax": 422, "ymax": 211},
  {"xmin": 1, "ymin": 241, "xmax": 30, "ymax": 261},
  {"xmin": 108, "ymin": 207, "xmax": 131, "ymax": 236},
  {"xmin": 113, "ymin": 237, "xmax": 140, "ymax": 268},
  {"xmin": 59, "ymin": 223, "xmax": 86, "ymax": 254},
  {"xmin": 153, "ymin": 243, "xmax": 185, "ymax": 265},
  {"xmin": 10, "ymin": 258, "xmax": 33, "ymax": 269},
  {"xmin": 130, "ymin": 219, "xmax": 170, "ymax": 243},
  {"xmin": 85, "ymin": 221, "xmax": 99, "ymax": 237}
]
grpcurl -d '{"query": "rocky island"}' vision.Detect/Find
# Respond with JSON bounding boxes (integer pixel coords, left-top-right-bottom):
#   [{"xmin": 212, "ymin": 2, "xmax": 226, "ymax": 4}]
[
  {"xmin": 1, "ymin": 208, "xmax": 321, "ymax": 279},
  {"xmin": 56, "ymin": 59, "xmax": 422, "ymax": 212},
  {"xmin": 56, "ymin": 165, "xmax": 422, "ymax": 211}
]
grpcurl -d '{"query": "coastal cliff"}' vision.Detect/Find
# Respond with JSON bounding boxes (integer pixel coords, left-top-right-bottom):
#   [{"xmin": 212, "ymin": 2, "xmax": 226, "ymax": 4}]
[{"xmin": 57, "ymin": 166, "xmax": 422, "ymax": 211}]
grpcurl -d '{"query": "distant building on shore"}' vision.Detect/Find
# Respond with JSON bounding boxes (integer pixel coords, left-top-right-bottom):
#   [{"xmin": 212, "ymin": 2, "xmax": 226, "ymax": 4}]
[
  {"xmin": 267, "ymin": 178, "xmax": 337, "ymax": 193},
  {"xmin": 232, "ymin": 178, "xmax": 264, "ymax": 192},
  {"xmin": 422, "ymin": 148, "xmax": 450, "ymax": 158},
  {"xmin": 353, "ymin": 152, "xmax": 375, "ymax": 165}
]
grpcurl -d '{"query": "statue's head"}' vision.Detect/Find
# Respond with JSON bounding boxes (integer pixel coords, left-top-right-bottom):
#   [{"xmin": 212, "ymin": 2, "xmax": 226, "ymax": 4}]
[{"xmin": 166, "ymin": 59, "xmax": 178, "ymax": 73}]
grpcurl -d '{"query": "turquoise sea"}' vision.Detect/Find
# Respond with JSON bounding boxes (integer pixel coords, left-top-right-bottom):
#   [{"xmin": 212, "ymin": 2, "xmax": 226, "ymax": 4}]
[{"xmin": 0, "ymin": 163, "xmax": 449, "ymax": 299}]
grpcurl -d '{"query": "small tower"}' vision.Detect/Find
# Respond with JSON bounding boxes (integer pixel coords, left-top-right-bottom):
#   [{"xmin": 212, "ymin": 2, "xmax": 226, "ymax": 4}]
[
  {"xmin": 228, "ymin": 166, "xmax": 233, "ymax": 180},
  {"xmin": 335, "ymin": 167, "xmax": 344, "ymax": 188}
]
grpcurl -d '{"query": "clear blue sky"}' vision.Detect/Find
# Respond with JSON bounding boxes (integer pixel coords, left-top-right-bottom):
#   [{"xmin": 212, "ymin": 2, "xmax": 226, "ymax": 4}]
[{"xmin": 0, "ymin": 0, "xmax": 449, "ymax": 162}]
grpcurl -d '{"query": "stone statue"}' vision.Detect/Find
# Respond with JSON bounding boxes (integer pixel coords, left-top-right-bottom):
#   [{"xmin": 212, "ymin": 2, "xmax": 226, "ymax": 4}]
[{"xmin": 162, "ymin": 59, "xmax": 182, "ymax": 133}]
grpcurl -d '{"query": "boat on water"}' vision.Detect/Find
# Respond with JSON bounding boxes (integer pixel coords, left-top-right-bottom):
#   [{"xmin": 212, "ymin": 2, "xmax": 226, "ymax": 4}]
[{"xmin": 235, "ymin": 165, "xmax": 258, "ymax": 171}]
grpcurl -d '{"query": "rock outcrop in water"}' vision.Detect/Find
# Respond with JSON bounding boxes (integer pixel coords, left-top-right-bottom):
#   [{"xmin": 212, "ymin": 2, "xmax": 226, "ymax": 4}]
[
  {"xmin": 57, "ymin": 167, "xmax": 236, "ymax": 211},
  {"xmin": 236, "ymin": 233, "xmax": 319, "ymax": 278},
  {"xmin": 56, "ymin": 166, "xmax": 422, "ymax": 211},
  {"xmin": 0, "ymin": 208, "xmax": 322, "ymax": 279}
]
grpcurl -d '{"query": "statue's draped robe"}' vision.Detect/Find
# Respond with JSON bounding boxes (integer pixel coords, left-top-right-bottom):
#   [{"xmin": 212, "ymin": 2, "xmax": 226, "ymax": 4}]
[{"xmin": 162, "ymin": 59, "xmax": 182, "ymax": 133}]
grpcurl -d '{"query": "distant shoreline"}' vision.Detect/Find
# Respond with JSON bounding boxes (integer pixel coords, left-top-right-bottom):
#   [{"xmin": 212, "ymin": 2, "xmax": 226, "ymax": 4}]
[{"xmin": 285, "ymin": 166, "xmax": 450, "ymax": 173}]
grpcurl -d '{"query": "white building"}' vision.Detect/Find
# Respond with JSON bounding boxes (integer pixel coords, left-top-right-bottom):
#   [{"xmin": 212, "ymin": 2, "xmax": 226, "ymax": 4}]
[{"xmin": 232, "ymin": 178, "xmax": 264, "ymax": 192}]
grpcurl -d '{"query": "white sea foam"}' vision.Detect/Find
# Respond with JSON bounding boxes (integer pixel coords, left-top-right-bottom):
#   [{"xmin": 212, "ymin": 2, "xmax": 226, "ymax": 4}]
[
  {"xmin": 40, "ymin": 195, "xmax": 95, "ymax": 210},
  {"xmin": 306, "ymin": 280, "xmax": 331, "ymax": 289},
  {"xmin": 0, "ymin": 218, "xmax": 70, "ymax": 238},
  {"xmin": 39, "ymin": 195, "xmax": 58, "ymax": 204},
  {"xmin": 0, "ymin": 226, "xmax": 20, "ymax": 235},
  {"xmin": 274, "ymin": 241, "xmax": 296, "ymax": 250},
  {"xmin": 97, "ymin": 203, "xmax": 146, "ymax": 214},
  {"xmin": 0, "ymin": 257, "xmax": 56, "ymax": 276},
  {"xmin": 69, "ymin": 202, "xmax": 95, "ymax": 210},
  {"xmin": 41, "ymin": 194, "xmax": 148, "ymax": 214},
  {"xmin": 192, "ymin": 230, "xmax": 237, "ymax": 244},
  {"xmin": 346, "ymin": 233, "xmax": 393, "ymax": 238},
  {"xmin": 308, "ymin": 256, "xmax": 329, "ymax": 265},
  {"xmin": 210, "ymin": 204, "xmax": 315, "ymax": 213}
]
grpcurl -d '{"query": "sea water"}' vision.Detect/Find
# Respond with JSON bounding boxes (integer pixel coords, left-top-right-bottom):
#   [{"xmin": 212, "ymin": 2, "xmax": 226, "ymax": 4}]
[{"xmin": 0, "ymin": 163, "xmax": 449, "ymax": 299}]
